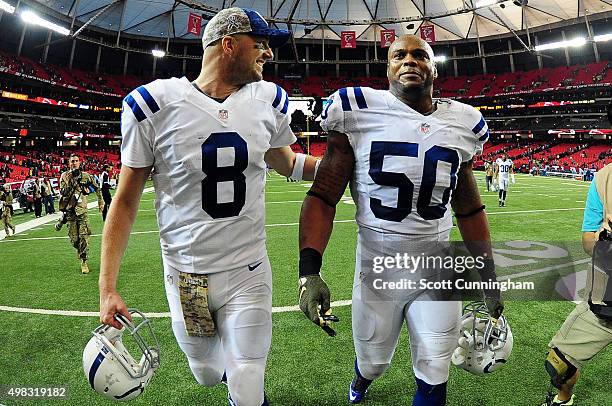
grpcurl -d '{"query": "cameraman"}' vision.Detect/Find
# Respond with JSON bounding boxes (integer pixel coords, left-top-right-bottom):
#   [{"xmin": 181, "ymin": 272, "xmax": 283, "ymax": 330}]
[
  {"xmin": 541, "ymin": 162, "xmax": 612, "ymax": 406},
  {"xmin": 57, "ymin": 154, "xmax": 103, "ymax": 274}
]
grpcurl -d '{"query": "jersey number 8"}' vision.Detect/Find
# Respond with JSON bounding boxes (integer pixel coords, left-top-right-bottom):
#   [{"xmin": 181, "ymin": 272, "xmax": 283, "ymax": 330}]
[{"xmin": 201, "ymin": 132, "xmax": 247, "ymax": 219}]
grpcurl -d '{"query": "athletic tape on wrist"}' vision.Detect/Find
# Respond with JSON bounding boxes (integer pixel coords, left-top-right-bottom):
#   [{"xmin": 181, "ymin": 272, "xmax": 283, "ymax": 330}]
[{"xmin": 290, "ymin": 153, "xmax": 306, "ymax": 181}]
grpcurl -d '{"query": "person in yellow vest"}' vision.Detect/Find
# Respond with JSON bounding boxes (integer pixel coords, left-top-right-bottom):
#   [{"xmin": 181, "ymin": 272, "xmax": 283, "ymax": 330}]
[
  {"xmin": 1, "ymin": 184, "xmax": 16, "ymax": 237},
  {"xmin": 56, "ymin": 154, "xmax": 103, "ymax": 274},
  {"xmin": 541, "ymin": 162, "xmax": 612, "ymax": 406},
  {"xmin": 485, "ymin": 161, "xmax": 495, "ymax": 191}
]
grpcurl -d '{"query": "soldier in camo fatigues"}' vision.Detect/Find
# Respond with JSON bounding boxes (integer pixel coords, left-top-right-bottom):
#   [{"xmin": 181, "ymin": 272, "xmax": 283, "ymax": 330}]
[
  {"xmin": 59, "ymin": 155, "xmax": 103, "ymax": 274},
  {"xmin": 1, "ymin": 184, "xmax": 16, "ymax": 237}
]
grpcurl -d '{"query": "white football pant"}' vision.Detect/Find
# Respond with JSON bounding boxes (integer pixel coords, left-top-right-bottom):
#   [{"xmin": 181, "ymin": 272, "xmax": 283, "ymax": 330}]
[
  {"xmin": 351, "ymin": 230, "xmax": 461, "ymax": 385},
  {"xmin": 164, "ymin": 256, "xmax": 272, "ymax": 406}
]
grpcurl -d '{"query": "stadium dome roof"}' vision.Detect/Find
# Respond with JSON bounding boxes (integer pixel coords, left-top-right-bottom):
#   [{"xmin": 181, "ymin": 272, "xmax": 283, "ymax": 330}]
[{"xmin": 28, "ymin": 0, "xmax": 612, "ymax": 43}]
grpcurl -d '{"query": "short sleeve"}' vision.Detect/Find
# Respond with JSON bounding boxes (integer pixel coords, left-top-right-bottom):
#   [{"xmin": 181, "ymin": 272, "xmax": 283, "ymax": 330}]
[
  {"xmin": 120, "ymin": 98, "xmax": 155, "ymax": 168},
  {"xmin": 270, "ymin": 111, "xmax": 297, "ymax": 148},
  {"xmin": 463, "ymin": 105, "xmax": 489, "ymax": 160},
  {"xmin": 320, "ymin": 90, "xmax": 345, "ymax": 134},
  {"xmin": 582, "ymin": 181, "xmax": 603, "ymax": 232},
  {"xmin": 268, "ymin": 83, "xmax": 297, "ymax": 148}
]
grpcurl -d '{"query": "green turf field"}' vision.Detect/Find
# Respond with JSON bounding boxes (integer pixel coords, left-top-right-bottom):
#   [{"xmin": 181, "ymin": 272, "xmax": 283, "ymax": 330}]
[{"xmin": 0, "ymin": 173, "xmax": 610, "ymax": 405}]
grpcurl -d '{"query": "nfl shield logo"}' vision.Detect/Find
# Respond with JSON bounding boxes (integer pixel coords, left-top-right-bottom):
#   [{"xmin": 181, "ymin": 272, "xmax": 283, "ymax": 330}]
[
  {"xmin": 420, "ymin": 123, "xmax": 430, "ymax": 134},
  {"xmin": 218, "ymin": 110, "xmax": 229, "ymax": 120}
]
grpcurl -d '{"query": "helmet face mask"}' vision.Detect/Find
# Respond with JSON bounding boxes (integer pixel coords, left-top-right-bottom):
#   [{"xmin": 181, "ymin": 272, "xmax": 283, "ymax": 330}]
[
  {"xmin": 451, "ymin": 301, "xmax": 513, "ymax": 375},
  {"xmin": 83, "ymin": 309, "xmax": 160, "ymax": 401}
]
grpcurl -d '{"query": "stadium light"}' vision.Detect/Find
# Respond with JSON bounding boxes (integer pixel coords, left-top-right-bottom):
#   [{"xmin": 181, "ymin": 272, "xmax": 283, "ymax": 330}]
[
  {"xmin": 434, "ymin": 55, "xmax": 447, "ymax": 62},
  {"xmin": 475, "ymin": 0, "xmax": 498, "ymax": 7},
  {"xmin": 21, "ymin": 10, "xmax": 70, "ymax": 36},
  {"xmin": 0, "ymin": 0, "xmax": 15, "ymax": 13},
  {"xmin": 534, "ymin": 37, "xmax": 586, "ymax": 51},
  {"xmin": 152, "ymin": 49, "xmax": 166, "ymax": 58},
  {"xmin": 594, "ymin": 33, "xmax": 612, "ymax": 43}
]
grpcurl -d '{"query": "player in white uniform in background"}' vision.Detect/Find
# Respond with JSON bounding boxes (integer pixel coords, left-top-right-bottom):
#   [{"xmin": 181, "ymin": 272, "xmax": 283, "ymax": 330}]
[
  {"xmin": 297, "ymin": 35, "xmax": 504, "ymax": 405},
  {"xmin": 98, "ymin": 8, "xmax": 319, "ymax": 406},
  {"xmin": 495, "ymin": 153, "xmax": 514, "ymax": 207}
]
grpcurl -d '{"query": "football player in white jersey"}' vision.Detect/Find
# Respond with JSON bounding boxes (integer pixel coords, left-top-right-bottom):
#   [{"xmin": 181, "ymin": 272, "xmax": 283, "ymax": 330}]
[
  {"xmin": 297, "ymin": 35, "xmax": 504, "ymax": 405},
  {"xmin": 98, "ymin": 8, "xmax": 320, "ymax": 406},
  {"xmin": 495, "ymin": 153, "xmax": 514, "ymax": 207}
]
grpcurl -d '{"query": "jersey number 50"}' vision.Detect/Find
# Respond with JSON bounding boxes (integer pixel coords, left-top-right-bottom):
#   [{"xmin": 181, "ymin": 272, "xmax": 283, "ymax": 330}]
[
  {"xmin": 369, "ymin": 141, "xmax": 460, "ymax": 222},
  {"xmin": 201, "ymin": 132, "xmax": 247, "ymax": 219}
]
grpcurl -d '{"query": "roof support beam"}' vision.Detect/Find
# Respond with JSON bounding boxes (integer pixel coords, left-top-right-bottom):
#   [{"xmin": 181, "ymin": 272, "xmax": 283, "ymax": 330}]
[
  {"xmin": 488, "ymin": 7, "xmax": 531, "ymax": 52},
  {"xmin": 115, "ymin": 0, "xmax": 127, "ymax": 47},
  {"xmin": 72, "ymin": 0, "xmax": 120, "ymax": 38}
]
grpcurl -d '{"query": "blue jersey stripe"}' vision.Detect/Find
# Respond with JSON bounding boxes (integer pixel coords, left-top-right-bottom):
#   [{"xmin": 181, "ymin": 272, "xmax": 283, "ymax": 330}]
[
  {"xmin": 339, "ymin": 88, "xmax": 351, "ymax": 111},
  {"xmin": 479, "ymin": 129, "xmax": 490, "ymax": 142},
  {"xmin": 472, "ymin": 116, "xmax": 486, "ymax": 134},
  {"xmin": 124, "ymin": 95, "xmax": 146, "ymax": 122},
  {"xmin": 281, "ymin": 95, "xmax": 289, "ymax": 114},
  {"xmin": 272, "ymin": 85, "xmax": 283, "ymax": 109},
  {"xmin": 136, "ymin": 86, "xmax": 160, "ymax": 114},
  {"xmin": 88, "ymin": 351, "xmax": 106, "ymax": 389},
  {"xmin": 354, "ymin": 87, "xmax": 368, "ymax": 109}
]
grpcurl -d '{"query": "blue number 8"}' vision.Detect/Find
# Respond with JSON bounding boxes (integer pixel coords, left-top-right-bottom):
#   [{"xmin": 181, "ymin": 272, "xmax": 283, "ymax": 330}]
[
  {"xmin": 369, "ymin": 142, "xmax": 460, "ymax": 222},
  {"xmin": 201, "ymin": 132, "xmax": 248, "ymax": 219}
]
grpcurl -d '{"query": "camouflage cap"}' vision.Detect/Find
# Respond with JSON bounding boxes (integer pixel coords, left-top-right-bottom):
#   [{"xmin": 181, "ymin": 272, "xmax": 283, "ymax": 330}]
[{"xmin": 202, "ymin": 7, "xmax": 290, "ymax": 49}]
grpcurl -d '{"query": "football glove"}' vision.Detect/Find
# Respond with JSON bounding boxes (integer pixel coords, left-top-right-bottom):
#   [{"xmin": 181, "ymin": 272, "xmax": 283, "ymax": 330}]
[
  {"xmin": 484, "ymin": 295, "xmax": 504, "ymax": 321},
  {"xmin": 510, "ymin": 173, "xmax": 516, "ymax": 184},
  {"xmin": 479, "ymin": 258, "xmax": 504, "ymax": 320},
  {"xmin": 299, "ymin": 275, "xmax": 339, "ymax": 337}
]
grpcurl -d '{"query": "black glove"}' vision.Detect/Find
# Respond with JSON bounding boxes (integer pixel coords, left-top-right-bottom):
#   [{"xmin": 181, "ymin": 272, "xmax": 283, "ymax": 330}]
[
  {"xmin": 298, "ymin": 248, "xmax": 339, "ymax": 337},
  {"xmin": 484, "ymin": 295, "xmax": 504, "ymax": 320},
  {"xmin": 479, "ymin": 258, "xmax": 504, "ymax": 320},
  {"xmin": 299, "ymin": 275, "xmax": 339, "ymax": 336}
]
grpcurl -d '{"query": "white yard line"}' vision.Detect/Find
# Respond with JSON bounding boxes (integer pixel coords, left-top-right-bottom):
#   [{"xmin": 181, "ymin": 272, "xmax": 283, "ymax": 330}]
[
  {"xmin": 0, "ymin": 300, "xmax": 354, "ymax": 318},
  {"xmin": 0, "ymin": 257, "xmax": 586, "ymax": 318}
]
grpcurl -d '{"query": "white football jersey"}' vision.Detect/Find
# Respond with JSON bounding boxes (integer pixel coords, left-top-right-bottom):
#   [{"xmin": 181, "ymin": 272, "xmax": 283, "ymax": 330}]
[
  {"xmin": 496, "ymin": 158, "xmax": 513, "ymax": 179},
  {"xmin": 321, "ymin": 87, "xmax": 489, "ymax": 236},
  {"xmin": 121, "ymin": 77, "xmax": 296, "ymax": 273}
]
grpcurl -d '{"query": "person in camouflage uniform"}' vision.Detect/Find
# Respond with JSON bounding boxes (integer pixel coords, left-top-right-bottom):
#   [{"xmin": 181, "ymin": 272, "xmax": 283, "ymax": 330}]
[
  {"xmin": 1, "ymin": 184, "xmax": 16, "ymax": 237},
  {"xmin": 57, "ymin": 154, "xmax": 103, "ymax": 274}
]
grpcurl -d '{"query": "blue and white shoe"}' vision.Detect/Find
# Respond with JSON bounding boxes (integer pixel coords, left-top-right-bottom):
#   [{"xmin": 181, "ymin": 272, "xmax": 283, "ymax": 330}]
[{"xmin": 348, "ymin": 378, "xmax": 368, "ymax": 404}]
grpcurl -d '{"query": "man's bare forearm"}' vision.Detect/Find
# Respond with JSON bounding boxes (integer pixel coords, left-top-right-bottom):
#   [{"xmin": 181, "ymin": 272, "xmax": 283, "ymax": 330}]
[
  {"xmin": 452, "ymin": 160, "xmax": 493, "ymax": 258},
  {"xmin": 299, "ymin": 196, "xmax": 336, "ymax": 254},
  {"xmin": 99, "ymin": 166, "xmax": 149, "ymax": 293},
  {"xmin": 99, "ymin": 197, "xmax": 140, "ymax": 293}
]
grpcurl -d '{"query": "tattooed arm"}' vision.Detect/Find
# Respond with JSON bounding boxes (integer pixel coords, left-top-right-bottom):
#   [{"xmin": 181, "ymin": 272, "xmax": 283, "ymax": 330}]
[
  {"xmin": 297, "ymin": 131, "xmax": 354, "ymax": 335},
  {"xmin": 299, "ymin": 131, "xmax": 355, "ymax": 254}
]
